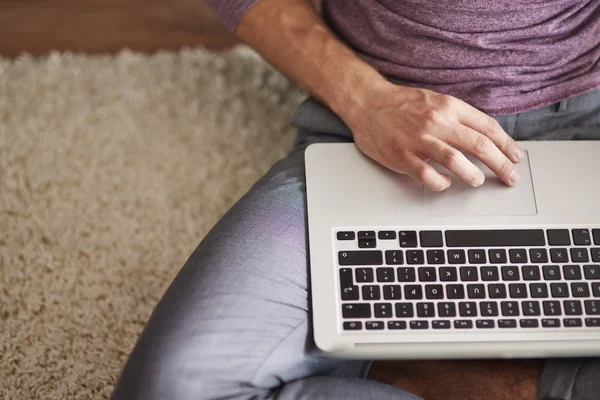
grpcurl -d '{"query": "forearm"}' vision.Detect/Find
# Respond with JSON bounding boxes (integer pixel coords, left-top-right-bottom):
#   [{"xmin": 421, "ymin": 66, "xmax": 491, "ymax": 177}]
[{"xmin": 235, "ymin": 0, "xmax": 390, "ymax": 120}]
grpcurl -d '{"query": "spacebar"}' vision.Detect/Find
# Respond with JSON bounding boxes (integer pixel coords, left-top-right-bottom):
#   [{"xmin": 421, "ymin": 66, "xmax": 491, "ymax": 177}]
[{"xmin": 445, "ymin": 229, "xmax": 546, "ymax": 247}]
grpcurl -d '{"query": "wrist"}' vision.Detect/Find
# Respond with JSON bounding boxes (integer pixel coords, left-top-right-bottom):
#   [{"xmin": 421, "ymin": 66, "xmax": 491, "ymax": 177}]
[{"xmin": 327, "ymin": 71, "xmax": 395, "ymax": 125}]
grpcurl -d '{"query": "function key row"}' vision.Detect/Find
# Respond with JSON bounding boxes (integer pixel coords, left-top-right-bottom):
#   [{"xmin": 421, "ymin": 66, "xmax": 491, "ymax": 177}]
[
  {"xmin": 337, "ymin": 229, "xmax": 600, "ymax": 248},
  {"xmin": 343, "ymin": 318, "xmax": 600, "ymax": 331},
  {"xmin": 339, "ymin": 248, "xmax": 600, "ymax": 266}
]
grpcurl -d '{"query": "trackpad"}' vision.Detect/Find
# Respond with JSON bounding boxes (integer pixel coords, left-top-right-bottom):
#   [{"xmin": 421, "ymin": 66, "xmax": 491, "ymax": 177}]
[{"xmin": 425, "ymin": 151, "xmax": 537, "ymax": 217}]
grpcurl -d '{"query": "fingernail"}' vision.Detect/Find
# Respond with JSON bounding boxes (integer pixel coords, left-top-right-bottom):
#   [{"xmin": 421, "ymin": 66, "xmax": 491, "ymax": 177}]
[
  {"xmin": 512, "ymin": 147, "xmax": 524, "ymax": 162},
  {"xmin": 475, "ymin": 174, "xmax": 485, "ymax": 187},
  {"xmin": 509, "ymin": 170, "xmax": 520, "ymax": 185}
]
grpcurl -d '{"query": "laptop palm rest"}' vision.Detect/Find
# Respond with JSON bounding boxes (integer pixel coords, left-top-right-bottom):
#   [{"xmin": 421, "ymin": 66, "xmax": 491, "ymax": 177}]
[{"xmin": 424, "ymin": 151, "xmax": 537, "ymax": 217}]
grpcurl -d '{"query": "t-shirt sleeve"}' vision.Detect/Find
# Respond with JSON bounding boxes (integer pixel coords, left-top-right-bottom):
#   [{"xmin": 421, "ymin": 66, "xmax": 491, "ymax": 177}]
[{"xmin": 204, "ymin": 0, "xmax": 262, "ymax": 32}]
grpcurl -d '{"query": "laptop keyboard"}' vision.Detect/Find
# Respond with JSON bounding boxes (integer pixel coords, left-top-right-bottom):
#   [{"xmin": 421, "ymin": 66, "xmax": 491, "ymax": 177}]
[{"xmin": 336, "ymin": 228, "xmax": 600, "ymax": 332}]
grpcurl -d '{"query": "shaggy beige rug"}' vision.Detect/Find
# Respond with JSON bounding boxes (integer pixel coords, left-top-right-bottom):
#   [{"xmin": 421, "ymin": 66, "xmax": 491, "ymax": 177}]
[{"xmin": 0, "ymin": 47, "xmax": 304, "ymax": 399}]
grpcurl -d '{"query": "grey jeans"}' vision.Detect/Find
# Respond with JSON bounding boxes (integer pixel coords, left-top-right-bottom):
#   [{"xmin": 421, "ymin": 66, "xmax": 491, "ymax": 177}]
[{"xmin": 111, "ymin": 87, "xmax": 600, "ymax": 400}]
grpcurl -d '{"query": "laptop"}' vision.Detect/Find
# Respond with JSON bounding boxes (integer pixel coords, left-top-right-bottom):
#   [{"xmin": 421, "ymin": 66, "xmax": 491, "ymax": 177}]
[{"xmin": 304, "ymin": 141, "xmax": 600, "ymax": 359}]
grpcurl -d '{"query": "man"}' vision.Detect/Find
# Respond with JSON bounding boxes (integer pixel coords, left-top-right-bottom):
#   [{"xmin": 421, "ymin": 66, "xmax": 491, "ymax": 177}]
[{"xmin": 111, "ymin": 1, "xmax": 600, "ymax": 399}]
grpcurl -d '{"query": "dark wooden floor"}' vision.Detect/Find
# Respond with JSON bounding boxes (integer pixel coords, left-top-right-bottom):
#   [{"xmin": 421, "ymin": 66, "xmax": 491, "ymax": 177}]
[{"xmin": 0, "ymin": 0, "xmax": 239, "ymax": 57}]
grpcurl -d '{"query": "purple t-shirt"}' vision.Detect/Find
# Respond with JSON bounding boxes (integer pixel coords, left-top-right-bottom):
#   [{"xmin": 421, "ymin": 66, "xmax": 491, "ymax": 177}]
[{"xmin": 206, "ymin": 1, "xmax": 600, "ymax": 115}]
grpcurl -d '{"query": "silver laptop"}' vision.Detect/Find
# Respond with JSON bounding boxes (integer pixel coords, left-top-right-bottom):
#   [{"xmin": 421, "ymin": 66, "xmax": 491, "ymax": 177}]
[{"xmin": 305, "ymin": 140, "xmax": 600, "ymax": 360}]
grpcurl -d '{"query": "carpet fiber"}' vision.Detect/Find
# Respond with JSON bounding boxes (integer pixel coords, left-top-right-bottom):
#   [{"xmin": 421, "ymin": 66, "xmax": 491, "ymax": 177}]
[{"xmin": 0, "ymin": 46, "xmax": 305, "ymax": 399}]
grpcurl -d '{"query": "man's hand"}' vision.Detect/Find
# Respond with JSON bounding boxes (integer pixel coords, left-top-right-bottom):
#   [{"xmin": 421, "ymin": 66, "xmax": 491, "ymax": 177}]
[
  {"xmin": 340, "ymin": 82, "xmax": 524, "ymax": 191},
  {"xmin": 237, "ymin": 0, "xmax": 524, "ymax": 191}
]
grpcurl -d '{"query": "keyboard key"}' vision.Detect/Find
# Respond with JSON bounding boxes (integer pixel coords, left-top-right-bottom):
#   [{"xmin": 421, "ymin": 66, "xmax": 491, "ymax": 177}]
[
  {"xmin": 339, "ymin": 251, "xmax": 383, "ymax": 266},
  {"xmin": 509, "ymin": 283, "xmax": 527, "ymax": 298},
  {"xmin": 362, "ymin": 285, "xmax": 381, "ymax": 300},
  {"xmin": 340, "ymin": 268, "xmax": 359, "ymax": 301},
  {"xmin": 502, "ymin": 266, "xmax": 520, "ymax": 281},
  {"xmin": 359, "ymin": 239, "xmax": 377, "ymax": 248},
  {"xmin": 480, "ymin": 302, "xmax": 499, "ymax": 317},
  {"xmin": 477, "ymin": 319, "xmax": 495, "ymax": 329},
  {"xmin": 571, "ymin": 248, "xmax": 589, "ymax": 263},
  {"xmin": 522, "ymin": 266, "xmax": 541, "ymax": 281},
  {"xmin": 388, "ymin": 320, "xmax": 407, "ymax": 330},
  {"xmin": 439, "ymin": 267, "xmax": 458, "ymax": 282},
  {"xmin": 383, "ymin": 285, "xmax": 402, "ymax": 300},
  {"xmin": 399, "ymin": 231, "xmax": 418, "ymax": 248},
  {"xmin": 374, "ymin": 303, "xmax": 393, "ymax": 318},
  {"xmin": 564, "ymin": 318, "xmax": 583, "ymax": 327},
  {"xmin": 522, "ymin": 300, "xmax": 541, "ymax": 316},
  {"xmin": 543, "ymin": 301, "xmax": 562, "ymax": 316},
  {"xmin": 337, "ymin": 231, "xmax": 355, "ymax": 240},
  {"xmin": 594, "ymin": 230, "xmax": 600, "ymax": 245},
  {"xmin": 410, "ymin": 320, "xmax": 429, "ymax": 329},
  {"xmin": 417, "ymin": 302, "xmax": 435, "ymax": 318},
  {"xmin": 366, "ymin": 321, "xmax": 385, "ymax": 330},
  {"xmin": 550, "ymin": 248, "xmax": 569, "ymax": 263},
  {"xmin": 530, "ymin": 283, "xmax": 549, "ymax": 298},
  {"xmin": 385, "ymin": 250, "xmax": 404, "ymax": 265},
  {"xmin": 356, "ymin": 268, "xmax": 374, "ymax": 283},
  {"xmin": 543, "ymin": 265, "xmax": 561, "ymax": 281},
  {"xmin": 489, "ymin": 249, "xmax": 507, "ymax": 264},
  {"xmin": 447, "ymin": 250, "xmax": 466, "ymax": 264},
  {"xmin": 542, "ymin": 318, "xmax": 561, "ymax": 328},
  {"xmin": 425, "ymin": 284, "xmax": 444, "ymax": 299},
  {"xmin": 406, "ymin": 250, "xmax": 425, "ymax": 265},
  {"xmin": 571, "ymin": 283, "xmax": 590, "ymax": 298},
  {"xmin": 358, "ymin": 231, "xmax": 376, "ymax": 240},
  {"xmin": 563, "ymin": 265, "xmax": 582, "ymax": 280},
  {"xmin": 585, "ymin": 300, "xmax": 600, "ymax": 315},
  {"xmin": 468, "ymin": 249, "xmax": 487, "ymax": 264},
  {"xmin": 586, "ymin": 318, "xmax": 600, "ymax": 327},
  {"xmin": 426, "ymin": 250, "xmax": 445, "ymax": 264},
  {"xmin": 395, "ymin": 303, "xmax": 414, "ymax": 318},
  {"xmin": 446, "ymin": 229, "xmax": 545, "ymax": 247},
  {"xmin": 376, "ymin": 268, "xmax": 395, "ymax": 283},
  {"xmin": 378, "ymin": 231, "xmax": 397, "ymax": 240},
  {"xmin": 454, "ymin": 320, "xmax": 473, "ymax": 329},
  {"xmin": 509, "ymin": 249, "xmax": 528, "ymax": 264},
  {"xmin": 573, "ymin": 229, "xmax": 592, "ymax": 246},
  {"xmin": 594, "ymin": 283, "xmax": 600, "ymax": 297},
  {"xmin": 592, "ymin": 249, "xmax": 600, "ymax": 262},
  {"xmin": 564, "ymin": 300, "xmax": 583, "ymax": 315},
  {"xmin": 529, "ymin": 248, "xmax": 548, "ymax": 263},
  {"xmin": 438, "ymin": 302, "xmax": 457, "ymax": 317},
  {"xmin": 498, "ymin": 319, "xmax": 517, "ymax": 328},
  {"xmin": 501, "ymin": 301, "xmax": 519, "ymax": 316},
  {"xmin": 459, "ymin": 302, "xmax": 477, "ymax": 317},
  {"xmin": 481, "ymin": 266, "xmax": 500, "ymax": 281},
  {"xmin": 342, "ymin": 304, "xmax": 371, "ymax": 318},
  {"xmin": 343, "ymin": 321, "xmax": 362, "ymax": 330},
  {"xmin": 547, "ymin": 229, "xmax": 571, "ymax": 246},
  {"xmin": 520, "ymin": 319, "xmax": 539, "ymax": 328},
  {"xmin": 550, "ymin": 283, "xmax": 569, "ymax": 298},
  {"xmin": 447, "ymin": 284, "xmax": 465, "ymax": 299},
  {"xmin": 468, "ymin": 284, "xmax": 486, "ymax": 299},
  {"xmin": 397, "ymin": 267, "xmax": 416, "ymax": 282},
  {"xmin": 420, "ymin": 230, "xmax": 443, "ymax": 247},
  {"xmin": 405, "ymin": 285, "xmax": 423, "ymax": 300},
  {"xmin": 433, "ymin": 320, "xmax": 451, "ymax": 329},
  {"xmin": 341, "ymin": 285, "xmax": 359, "ymax": 301},
  {"xmin": 460, "ymin": 267, "xmax": 479, "ymax": 282},
  {"xmin": 418, "ymin": 267, "xmax": 437, "ymax": 282},
  {"xmin": 488, "ymin": 284, "xmax": 507, "ymax": 299},
  {"xmin": 584, "ymin": 265, "xmax": 600, "ymax": 280}
]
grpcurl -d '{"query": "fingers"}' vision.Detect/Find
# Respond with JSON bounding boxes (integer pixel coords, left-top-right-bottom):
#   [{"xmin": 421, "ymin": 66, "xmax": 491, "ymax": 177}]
[
  {"xmin": 402, "ymin": 152, "xmax": 451, "ymax": 191},
  {"xmin": 454, "ymin": 99, "xmax": 524, "ymax": 164},
  {"xmin": 447, "ymin": 125, "xmax": 520, "ymax": 187},
  {"xmin": 420, "ymin": 139, "xmax": 487, "ymax": 188}
]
